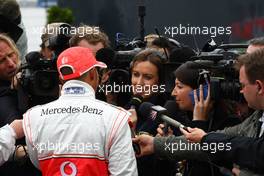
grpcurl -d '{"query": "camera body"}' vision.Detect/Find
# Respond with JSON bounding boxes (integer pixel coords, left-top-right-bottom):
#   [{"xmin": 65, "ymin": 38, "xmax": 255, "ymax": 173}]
[
  {"xmin": 20, "ymin": 52, "xmax": 60, "ymax": 106},
  {"xmin": 187, "ymin": 44, "xmax": 247, "ymax": 101}
]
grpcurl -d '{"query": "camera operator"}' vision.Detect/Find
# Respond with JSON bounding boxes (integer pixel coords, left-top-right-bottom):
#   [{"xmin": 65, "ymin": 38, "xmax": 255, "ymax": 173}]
[
  {"xmin": 20, "ymin": 22, "xmax": 73, "ymax": 107},
  {"xmin": 134, "ymin": 49, "xmax": 264, "ymax": 176},
  {"xmin": 147, "ymin": 36, "xmax": 177, "ymax": 60},
  {"xmin": 0, "ymin": 0, "xmax": 28, "ymax": 63},
  {"xmin": 0, "ymin": 34, "xmax": 41, "ymax": 175},
  {"xmin": 0, "ymin": 34, "xmax": 22, "ymax": 128},
  {"xmin": 40, "ymin": 22, "xmax": 72, "ymax": 60}
]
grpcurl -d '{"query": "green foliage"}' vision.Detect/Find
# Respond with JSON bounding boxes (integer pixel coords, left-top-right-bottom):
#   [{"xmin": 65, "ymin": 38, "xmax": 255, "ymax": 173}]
[{"xmin": 47, "ymin": 6, "xmax": 74, "ymax": 24}]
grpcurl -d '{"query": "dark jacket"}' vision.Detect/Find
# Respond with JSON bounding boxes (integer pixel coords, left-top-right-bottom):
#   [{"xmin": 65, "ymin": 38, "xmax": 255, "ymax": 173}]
[
  {"xmin": 153, "ymin": 100, "xmax": 241, "ymax": 176},
  {"xmin": 0, "ymin": 80, "xmax": 21, "ymax": 127},
  {"xmin": 201, "ymin": 132, "xmax": 264, "ymax": 174},
  {"xmin": 154, "ymin": 110, "xmax": 263, "ymax": 176},
  {"xmin": 0, "ymin": 80, "xmax": 41, "ymax": 176}
]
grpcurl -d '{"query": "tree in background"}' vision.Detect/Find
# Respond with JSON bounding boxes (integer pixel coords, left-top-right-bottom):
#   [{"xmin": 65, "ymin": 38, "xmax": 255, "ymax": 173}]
[{"xmin": 47, "ymin": 6, "xmax": 74, "ymax": 24}]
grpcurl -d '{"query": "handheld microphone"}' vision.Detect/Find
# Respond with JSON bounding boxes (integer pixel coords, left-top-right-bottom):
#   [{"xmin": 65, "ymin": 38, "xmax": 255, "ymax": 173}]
[
  {"xmin": 127, "ymin": 95, "xmax": 143, "ymax": 155},
  {"xmin": 129, "ymin": 95, "xmax": 143, "ymax": 109},
  {"xmin": 151, "ymin": 105, "xmax": 188, "ymax": 130},
  {"xmin": 162, "ymin": 100, "xmax": 180, "ymax": 134},
  {"xmin": 138, "ymin": 102, "xmax": 189, "ymax": 131},
  {"xmin": 128, "ymin": 121, "xmax": 141, "ymax": 155}
]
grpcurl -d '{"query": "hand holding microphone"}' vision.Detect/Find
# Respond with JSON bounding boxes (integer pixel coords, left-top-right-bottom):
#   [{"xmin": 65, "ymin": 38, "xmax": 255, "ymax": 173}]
[{"xmin": 127, "ymin": 95, "xmax": 143, "ymax": 155}]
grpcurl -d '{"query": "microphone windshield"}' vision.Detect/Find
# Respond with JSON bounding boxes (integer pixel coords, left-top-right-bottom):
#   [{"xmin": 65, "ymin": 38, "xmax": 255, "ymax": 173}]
[
  {"xmin": 129, "ymin": 95, "xmax": 143, "ymax": 109},
  {"xmin": 138, "ymin": 102, "xmax": 154, "ymax": 121},
  {"xmin": 96, "ymin": 48, "xmax": 115, "ymax": 68}
]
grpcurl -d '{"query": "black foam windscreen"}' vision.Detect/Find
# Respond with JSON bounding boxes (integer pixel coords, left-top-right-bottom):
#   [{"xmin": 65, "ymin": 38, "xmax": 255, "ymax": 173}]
[
  {"xmin": 96, "ymin": 48, "xmax": 116, "ymax": 68},
  {"xmin": 128, "ymin": 95, "xmax": 143, "ymax": 109},
  {"xmin": 138, "ymin": 102, "xmax": 154, "ymax": 121}
]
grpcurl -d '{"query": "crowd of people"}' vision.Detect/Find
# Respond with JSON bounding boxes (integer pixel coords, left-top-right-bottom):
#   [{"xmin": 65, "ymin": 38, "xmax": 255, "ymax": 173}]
[{"xmin": 1, "ymin": 0, "xmax": 264, "ymax": 176}]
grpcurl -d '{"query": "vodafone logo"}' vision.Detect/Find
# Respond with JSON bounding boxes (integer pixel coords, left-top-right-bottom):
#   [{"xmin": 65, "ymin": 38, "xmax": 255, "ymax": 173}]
[{"xmin": 60, "ymin": 161, "xmax": 77, "ymax": 176}]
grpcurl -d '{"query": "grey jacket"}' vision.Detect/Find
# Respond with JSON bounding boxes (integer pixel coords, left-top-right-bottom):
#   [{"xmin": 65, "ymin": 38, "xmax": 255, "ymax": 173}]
[{"xmin": 154, "ymin": 110, "xmax": 263, "ymax": 175}]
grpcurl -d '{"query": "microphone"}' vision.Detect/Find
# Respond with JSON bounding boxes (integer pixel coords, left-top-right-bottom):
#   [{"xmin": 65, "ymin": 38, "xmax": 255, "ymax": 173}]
[
  {"xmin": 127, "ymin": 95, "xmax": 143, "ymax": 132},
  {"xmin": 127, "ymin": 95, "xmax": 143, "ymax": 155},
  {"xmin": 162, "ymin": 100, "xmax": 180, "ymax": 134},
  {"xmin": 137, "ymin": 102, "xmax": 159, "ymax": 133},
  {"xmin": 128, "ymin": 95, "xmax": 143, "ymax": 110},
  {"xmin": 95, "ymin": 48, "xmax": 116, "ymax": 69},
  {"xmin": 128, "ymin": 121, "xmax": 141, "ymax": 155},
  {"xmin": 138, "ymin": 102, "xmax": 188, "ymax": 131}
]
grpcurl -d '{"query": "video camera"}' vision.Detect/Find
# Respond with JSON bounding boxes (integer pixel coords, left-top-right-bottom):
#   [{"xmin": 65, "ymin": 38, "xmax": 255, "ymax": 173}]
[
  {"xmin": 20, "ymin": 24, "xmax": 72, "ymax": 106},
  {"xmin": 186, "ymin": 43, "xmax": 248, "ymax": 101},
  {"xmin": 20, "ymin": 52, "xmax": 59, "ymax": 106},
  {"xmin": 104, "ymin": 35, "xmax": 145, "ymax": 87}
]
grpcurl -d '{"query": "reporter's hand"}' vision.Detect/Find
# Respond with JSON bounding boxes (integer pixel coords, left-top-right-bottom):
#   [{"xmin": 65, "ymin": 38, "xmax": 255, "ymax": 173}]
[
  {"xmin": 11, "ymin": 72, "xmax": 22, "ymax": 90},
  {"xmin": 156, "ymin": 123, "xmax": 173, "ymax": 137},
  {"xmin": 232, "ymin": 166, "xmax": 240, "ymax": 176},
  {"xmin": 180, "ymin": 127, "xmax": 206, "ymax": 143},
  {"xmin": 128, "ymin": 108, "xmax": 138, "ymax": 129},
  {"xmin": 193, "ymin": 84, "xmax": 213, "ymax": 121},
  {"xmin": 132, "ymin": 134, "xmax": 154, "ymax": 157},
  {"xmin": 10, "ymin": 120, "xmax": 24, "ymax": 139}
]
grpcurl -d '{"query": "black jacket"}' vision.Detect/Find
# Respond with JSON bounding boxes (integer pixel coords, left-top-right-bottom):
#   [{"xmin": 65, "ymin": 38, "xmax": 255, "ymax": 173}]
[
  {"xmin": 0, "ymin": 80, "xmax": 21, "ymax": 127},
  {"xmin": 202, "ymin": 132, "xmax": 264, "ymax": 174},
  {"xmin": 0, "ymin": 80, "xmax": 41, "ymax": 176}
]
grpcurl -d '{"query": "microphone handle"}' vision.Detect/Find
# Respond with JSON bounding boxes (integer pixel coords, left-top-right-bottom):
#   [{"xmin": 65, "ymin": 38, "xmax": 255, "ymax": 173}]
[
  {"xmin": 130, "ymin": 126, "xmax": 141, "ymax": 155},
  {"xmin": 161, "ymin": 114, "xmax": 189, "ymax": 132},
  {"xmin": 162, "ymin": 122, "xmax": 169, "ymax": 135}
]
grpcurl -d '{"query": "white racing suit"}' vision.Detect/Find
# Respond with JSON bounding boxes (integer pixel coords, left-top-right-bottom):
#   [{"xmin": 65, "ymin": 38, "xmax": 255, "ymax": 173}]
[
  {"xmin": 23, "ymin": 80, "xmax": 138, "ymax": 176},
  {"xmin": 0, "ymin": 125, "xmax": 16, "ymax": 166}
]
